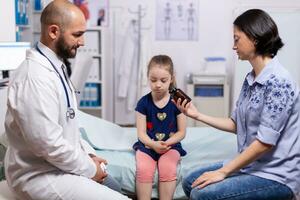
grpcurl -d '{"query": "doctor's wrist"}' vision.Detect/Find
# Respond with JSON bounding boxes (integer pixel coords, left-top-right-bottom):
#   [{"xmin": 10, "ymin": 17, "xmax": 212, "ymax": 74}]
[{"xmin": 84, "ymin": 155, "xmax": 98, "ymax": 179}]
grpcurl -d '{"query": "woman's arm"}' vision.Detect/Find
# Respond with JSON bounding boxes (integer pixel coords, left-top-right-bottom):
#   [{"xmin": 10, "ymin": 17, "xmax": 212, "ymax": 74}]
[
  {"xmin": 219, "ymin": 140, "xmax": 272, "ymax": 175},
  {"xmin": 165, "ymin": 113, "xmax": 186, "ymax": 146},
  {"xmin": 196, "ymin": 112, "xmax": 236, "ymax": 133},
  {"xmin": 175, "ymin": 99, "xmax": 236, "ymax": 133},
  {"xmin": 192, "ymin": 139, "xmax": 273, "ymax": 188}
]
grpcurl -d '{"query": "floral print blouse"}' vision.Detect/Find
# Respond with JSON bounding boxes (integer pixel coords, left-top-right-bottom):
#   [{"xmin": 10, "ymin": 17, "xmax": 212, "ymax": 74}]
[{"xmin": 231, "ymin": 57, "xmax": 300, "ymax": 197}]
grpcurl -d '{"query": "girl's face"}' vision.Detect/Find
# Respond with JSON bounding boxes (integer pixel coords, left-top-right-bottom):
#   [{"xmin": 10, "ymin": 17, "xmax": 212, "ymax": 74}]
[
  {"xmin": 148, "ymin": 64, "xmax": 173, "ymax": 96},
  {"xmin": 233, "ymin": 26, "xmax": 256, "ymax": 60}
]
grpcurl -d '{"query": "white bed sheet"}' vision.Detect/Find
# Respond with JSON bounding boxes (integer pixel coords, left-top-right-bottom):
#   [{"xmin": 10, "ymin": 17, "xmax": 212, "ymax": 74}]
[{"xmin": 77, "ymin": 110, "xmax": 237, "ymax": 199}]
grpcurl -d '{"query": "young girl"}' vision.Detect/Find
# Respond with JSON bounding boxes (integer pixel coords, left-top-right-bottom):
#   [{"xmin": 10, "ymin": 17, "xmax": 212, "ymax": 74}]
[{"xmin": 133, "ymin": 55, "xmax": 187, "ymax": 200}]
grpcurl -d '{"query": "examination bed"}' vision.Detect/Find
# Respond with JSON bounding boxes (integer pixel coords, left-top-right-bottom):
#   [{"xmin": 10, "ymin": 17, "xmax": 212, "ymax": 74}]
[
  {"xmin": 0, "ymin": 111, "xmax": 237, "ymax": 199},
  {"xmin": 79, "ymin": 111, "xmax": 237, "ymax": 199}
]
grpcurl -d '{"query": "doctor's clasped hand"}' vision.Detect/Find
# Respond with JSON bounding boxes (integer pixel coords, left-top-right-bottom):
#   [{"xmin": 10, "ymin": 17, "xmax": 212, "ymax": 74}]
[{"xmin": 90, "ymin": 155, "xmax": 108, "ymax": 183}]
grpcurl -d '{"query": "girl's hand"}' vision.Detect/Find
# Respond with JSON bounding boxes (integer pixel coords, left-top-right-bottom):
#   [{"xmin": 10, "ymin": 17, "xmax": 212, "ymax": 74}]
[
  {"xmin": 163, "ymin": 140, "xmax": 172, "ymax": 147},
  {"xmin": 151, "ymin": 141, "xmax": 170, "ymax": 154},
  {"xmin": 173, "ymin": 99, "xmax": 199, "ymax": 120},
  {"xmin": 191, "ymin": 170, "xmax": 227, "ymax": 189}
]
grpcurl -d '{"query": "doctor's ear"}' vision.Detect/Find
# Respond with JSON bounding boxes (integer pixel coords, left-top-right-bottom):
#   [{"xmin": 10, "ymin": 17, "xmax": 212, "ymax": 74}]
[{"xmin": 48, "ymin": 25, "xmax": 60, "ymax": 40}]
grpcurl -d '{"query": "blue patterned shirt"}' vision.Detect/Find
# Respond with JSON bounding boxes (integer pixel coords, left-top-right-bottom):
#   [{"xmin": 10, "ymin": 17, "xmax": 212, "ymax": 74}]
[{"xmin": 231, "ymin": 57, "xmax": 300, "ymax": 197}]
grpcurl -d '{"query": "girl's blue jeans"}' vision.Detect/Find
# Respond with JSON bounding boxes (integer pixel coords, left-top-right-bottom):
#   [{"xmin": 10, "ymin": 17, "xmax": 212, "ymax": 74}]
[{"xmin": 182, "ymin": 162, "xmax": 294, "ymax": 200}]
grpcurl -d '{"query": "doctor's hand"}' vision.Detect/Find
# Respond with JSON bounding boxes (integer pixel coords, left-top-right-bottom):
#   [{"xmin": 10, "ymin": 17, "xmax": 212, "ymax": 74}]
[
  {"xmin": 173, "ymin": 98, "xmax": 199, "ymax": 120},
  {"xmin": 191, "ymin": 169, "xmax": 227, "ymax": 189},
  {"xmin": 90, "ymin": 155, "xmax": 108, "ymax": 165},
  {"xmin": 91, "ymin": 156, "xmax": 108, "ymax": 183},
  {"xmin": 151, "ymin": 141, "xmax": 170, "ymax": 154}
]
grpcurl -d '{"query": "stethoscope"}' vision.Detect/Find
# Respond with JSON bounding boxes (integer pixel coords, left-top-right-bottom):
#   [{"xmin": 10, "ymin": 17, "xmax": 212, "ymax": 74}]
[{"xmin": 36, "ymin": 44, "xmax": 76, "ymax": 120}]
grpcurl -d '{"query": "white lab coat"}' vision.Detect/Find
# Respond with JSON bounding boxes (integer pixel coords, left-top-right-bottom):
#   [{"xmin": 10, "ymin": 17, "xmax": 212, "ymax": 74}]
[
  {"xmin": 117, "ymin": 21, "xmax": 151, "ymax": 112},
  {"xmin": 117, "ymin": 21, "xmax": 138, "ymax": 99},
  {"xmin": 4, "ymin": 43, "xmax": 130, "ymax": 200}
]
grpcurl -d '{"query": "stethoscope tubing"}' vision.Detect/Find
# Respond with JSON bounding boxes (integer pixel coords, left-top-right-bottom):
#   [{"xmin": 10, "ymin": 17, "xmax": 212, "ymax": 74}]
[{"xmin": 35, "ymin": 43, "xmax": 75, "ymax": 119}]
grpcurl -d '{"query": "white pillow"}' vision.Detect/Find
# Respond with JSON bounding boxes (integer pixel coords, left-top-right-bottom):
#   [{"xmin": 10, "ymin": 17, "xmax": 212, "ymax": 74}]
[{"xmin": 77, "ymin": 110, "xmax": 137, "ymax": 150}]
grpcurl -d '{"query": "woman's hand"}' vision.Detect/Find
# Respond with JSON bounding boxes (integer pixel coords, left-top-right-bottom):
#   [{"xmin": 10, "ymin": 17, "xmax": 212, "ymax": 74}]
[
  {"xmin": 173, "ymin": 98, "xmax": 199, "ymax": 120},
  {"xmin": 191, "ymin": 169, "xmax": 227, "ymax": 189},
  {"xmin": 151, "ymin": 141, "xmax": 170, "ymax": 154}
]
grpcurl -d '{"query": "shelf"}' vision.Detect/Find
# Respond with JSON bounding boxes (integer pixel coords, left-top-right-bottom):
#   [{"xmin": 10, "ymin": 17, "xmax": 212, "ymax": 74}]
[
  {"xmin": 79, "ymin": 107, "xmax": 102, "ymax": 118},
  {"xmin": 16, "ymin": 25, "xmax": 31, "ymax": 29},
  {"xmin": 33, "ymin": 10, "xmax": 42, "ymax": 14},
  {"xmin": 79, "ymin": 106, "xmax": 102, "ymax": 110},
  {"xmin": 86, "ymin": 80, "xmax": 102, "ymax": 84}
]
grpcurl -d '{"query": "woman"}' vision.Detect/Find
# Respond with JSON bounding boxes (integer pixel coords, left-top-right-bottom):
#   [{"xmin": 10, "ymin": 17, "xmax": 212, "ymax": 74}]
[{"xmin": 176, "ymin": 9, "xmax": 300, "ymax": 200}]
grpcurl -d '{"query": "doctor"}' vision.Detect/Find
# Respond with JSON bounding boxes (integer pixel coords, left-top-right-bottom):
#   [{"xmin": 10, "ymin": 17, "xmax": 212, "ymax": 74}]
[{"xmin": 4, "ymin": 0, "xmax": 130, "ymax": 199}]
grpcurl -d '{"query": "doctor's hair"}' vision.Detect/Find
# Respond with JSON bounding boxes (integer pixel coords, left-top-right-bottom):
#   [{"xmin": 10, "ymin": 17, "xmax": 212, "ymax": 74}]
[
  {"xmin": 234, "ymin": 9, "xmax": 284, "ymax": 58},
  {"xmin": 147, "ymin": 55, "xmax": 176, "ymax": 90},
  {"xmin": 40, "ymin": 0, "xmax": 79, "ymax": 32}
]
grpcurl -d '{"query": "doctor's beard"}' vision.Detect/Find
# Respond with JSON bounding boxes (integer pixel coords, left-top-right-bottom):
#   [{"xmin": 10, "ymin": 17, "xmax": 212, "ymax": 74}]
[{"xmin": 56, "ymin": 35, "xmax": 79, "ymax": 59}]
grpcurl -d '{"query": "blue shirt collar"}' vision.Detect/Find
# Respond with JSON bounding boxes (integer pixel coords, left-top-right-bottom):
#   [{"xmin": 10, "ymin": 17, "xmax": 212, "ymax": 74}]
[{"xmin": 246, "ymin": 57, "xmax": 279, "ymax": 86}]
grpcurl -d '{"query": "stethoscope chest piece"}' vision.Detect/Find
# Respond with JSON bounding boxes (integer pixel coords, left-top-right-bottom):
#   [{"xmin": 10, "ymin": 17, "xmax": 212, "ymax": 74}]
[{"xmin": 66, "ymin": 108, "xmax": 75, "ymax": 119}]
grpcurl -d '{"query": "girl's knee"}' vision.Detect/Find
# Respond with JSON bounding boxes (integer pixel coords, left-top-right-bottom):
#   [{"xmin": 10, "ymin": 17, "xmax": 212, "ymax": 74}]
[
  {"xmin": 136, "ymin": 151, "xmax": 156, "ymax": 183},
  {"xmin": 136, "ymin": 161, "xmax": 156, "ymax": 182},
  {"xmin": 158, "ymin": 161, "xmax": 178, "ymax": 181},
  {"xmin": 158, "ymin": 169, "xmax": 177, "ymax": 182},
  {"xmin": 158, "ymin": 150, "xmax": 180, "ymax": 181}
]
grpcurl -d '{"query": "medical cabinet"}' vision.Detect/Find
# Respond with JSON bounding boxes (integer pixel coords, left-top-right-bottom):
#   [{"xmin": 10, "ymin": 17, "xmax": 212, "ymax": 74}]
[{"xmin": 187, "ymin": 74, "xmax": 229, "ymax": 127}]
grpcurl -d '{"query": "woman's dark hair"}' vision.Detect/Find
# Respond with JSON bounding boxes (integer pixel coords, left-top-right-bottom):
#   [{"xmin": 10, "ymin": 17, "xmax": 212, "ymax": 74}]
[{"xmin": 234, "ymin": 9, "xmax": 284, "ymax": 58}]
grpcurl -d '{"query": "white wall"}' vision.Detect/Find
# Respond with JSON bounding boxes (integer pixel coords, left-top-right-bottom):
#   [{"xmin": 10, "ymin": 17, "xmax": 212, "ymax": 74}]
[
  {"xmin": 106, "ymin": 0, "xmax": 236, "ymax": 124},
  {"xmin": 103, "ymin": 0, "xmax": 300, "ymax": 124},
  {"xmin": 1, "ymin": 0, "xmax": 299, "ymax": 124},
  {"xmin": 4, "ymin": 1, "xmax": 297, "ymax": 125},
  {"xmin": 0, "ymin": 1, "xmax": 16, "ymax": 42}
]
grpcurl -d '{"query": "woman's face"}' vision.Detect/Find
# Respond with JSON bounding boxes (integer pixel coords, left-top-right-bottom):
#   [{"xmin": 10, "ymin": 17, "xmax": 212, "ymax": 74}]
[{"xmin": 233, "ymin": 26, "xmax": 256, "ymax": 60}]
